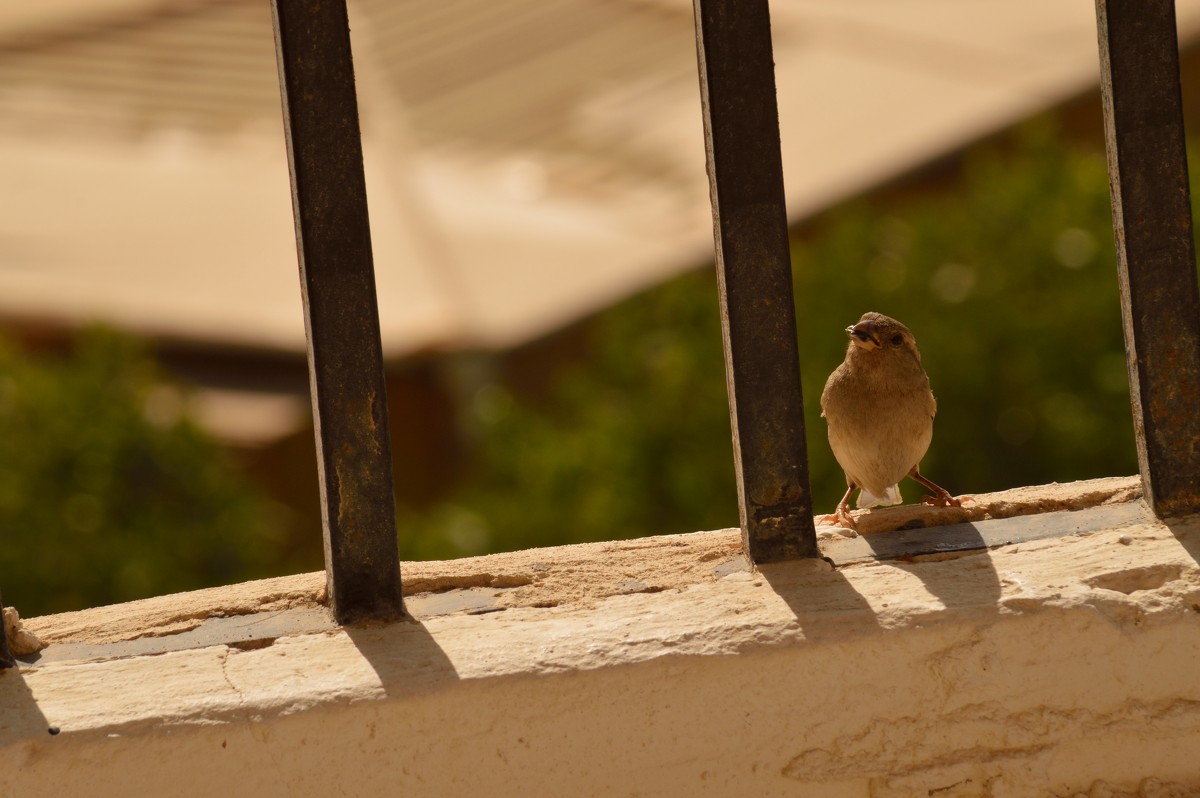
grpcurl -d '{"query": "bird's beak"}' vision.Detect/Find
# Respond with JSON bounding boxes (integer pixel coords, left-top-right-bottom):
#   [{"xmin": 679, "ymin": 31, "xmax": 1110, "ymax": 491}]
[{"xmin": 847, "ymin": 320, "xmax": 881, "ymax": 350}]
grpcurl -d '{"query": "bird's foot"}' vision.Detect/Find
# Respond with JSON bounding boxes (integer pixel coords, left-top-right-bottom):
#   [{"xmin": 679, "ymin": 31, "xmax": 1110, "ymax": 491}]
[
  {"xmin": 816, "ymin": 512, "xmax": 857, "ymax": 537},
  {"xmin": 829, "ymin": 506, "xmax": 858, "ymax": 531},
  {"xmin": 921, "ymin": 491, "xmax": 962, "ymax": 508}
]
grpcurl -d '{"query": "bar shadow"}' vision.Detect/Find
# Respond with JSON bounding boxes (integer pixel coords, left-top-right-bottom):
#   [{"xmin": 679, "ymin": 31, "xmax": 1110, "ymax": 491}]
[
  {"xmin": 342, "ymin": 615, "xmax": 461, "ymax": 698},
  {"xmin": 859, "ymin": 522, "xmax": 1004, "ymax": 613},
  {"xmin": 1161, "ymin": 513, "xmax": 1200, "ymax": 564},
  {"xmin": 0, "ymin": 664, "xmax": 53, "ymax": 739},
  {"xmin": 757, "ymin": 520, "xmax": 1006, "ymax": 633},
  {"xmin": 757, "ymin": 559, "xmax": 885, "ymax": 639}
]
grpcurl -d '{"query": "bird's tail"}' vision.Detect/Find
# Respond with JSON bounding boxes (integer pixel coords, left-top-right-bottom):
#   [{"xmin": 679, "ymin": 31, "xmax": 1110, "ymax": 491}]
[{"xmin": 856, "ymin": 485, "xmax": 902, "ymax": 508}]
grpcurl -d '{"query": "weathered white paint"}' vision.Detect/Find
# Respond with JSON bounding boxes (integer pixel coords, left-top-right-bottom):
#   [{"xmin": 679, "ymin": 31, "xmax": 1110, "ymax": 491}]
[{"xmin": 4, "ymin": 479, "xmax": 1200, "ymax": 796}]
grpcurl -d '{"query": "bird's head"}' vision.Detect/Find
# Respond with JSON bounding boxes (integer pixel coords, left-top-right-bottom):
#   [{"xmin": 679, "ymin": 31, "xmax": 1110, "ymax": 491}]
[{"xmin": 845, "ymin": 312, "xmax": 921, "ymax": 361}]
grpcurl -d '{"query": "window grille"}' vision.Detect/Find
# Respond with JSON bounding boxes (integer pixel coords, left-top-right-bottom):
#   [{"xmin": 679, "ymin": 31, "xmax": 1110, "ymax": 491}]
[{"xmin": 3, "ymin": 0, "xmax": 1198, "ymax": 649}]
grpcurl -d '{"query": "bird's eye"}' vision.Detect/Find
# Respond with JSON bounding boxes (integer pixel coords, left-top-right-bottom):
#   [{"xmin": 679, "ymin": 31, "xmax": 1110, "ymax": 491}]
[{"xmin": 889, "ymin": 334, "xmax": 904, "ymax": 347}]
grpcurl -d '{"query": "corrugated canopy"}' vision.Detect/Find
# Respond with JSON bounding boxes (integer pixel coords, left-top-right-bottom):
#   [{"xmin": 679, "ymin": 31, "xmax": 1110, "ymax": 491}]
[{"xmin": 2, "ymin": 0, "xmax": 1196, "ymax": 356}]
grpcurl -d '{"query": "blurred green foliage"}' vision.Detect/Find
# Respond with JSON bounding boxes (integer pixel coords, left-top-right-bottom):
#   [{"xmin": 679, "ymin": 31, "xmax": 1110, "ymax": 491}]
[
  {"xmin": 397, "ymin": 274, "xmax": 736, "ymax": 559},
  {"xmin": 399, "ymin": 122, "xmax": 1146, "ymax": 559},
  {"xmin": 0, "ymin": 331, "xmax": 283, "ymax": 616}
]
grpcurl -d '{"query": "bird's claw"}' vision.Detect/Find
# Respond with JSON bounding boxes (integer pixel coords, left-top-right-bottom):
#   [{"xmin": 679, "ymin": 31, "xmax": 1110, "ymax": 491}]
[
  {"xmin": 921, "ymin": 492, "xmax": 962, "ymax": 508},
  {"xmin": 832, "ymin": 506, "xmax": 858, "ymax": 530},
  {"xmin": 815, "ymin": 509, "xmax": 858, "ymax": 531}
]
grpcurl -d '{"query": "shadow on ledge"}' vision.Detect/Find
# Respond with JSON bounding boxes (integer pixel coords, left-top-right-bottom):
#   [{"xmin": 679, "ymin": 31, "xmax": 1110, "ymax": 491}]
[
  {"xmin": 757, "ymin": 536, "xmax": 1003, "ymax": 638},
  {"xmin": 812, "ymin": 501, "xmax": 1163, "ymax": 616},
  {"xmin": 1163, "ymin": 514, "xmax": 1200, "ymax": 565},
  {"xmin": 860, "ymin": 518, "xmax": 1004, "ymax": 613},
  {"xmin": 0, "ymin": 664, "xmax": 52, "ymax": 740},
  {"xmin": 756, "ymin": 502, "xmax": 1164, "ymax": 633},
  {"xmin": 756, "ymin": 559, "xmax": 885, "ymax": 639},
  {"xmin": 344, "ymin": 617, "xmax": 461, "ymax": 698}
]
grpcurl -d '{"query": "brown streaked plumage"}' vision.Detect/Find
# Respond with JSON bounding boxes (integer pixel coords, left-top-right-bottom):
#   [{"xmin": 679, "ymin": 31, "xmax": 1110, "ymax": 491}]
[{"xmin": 819, "ymin": 311, "xmax": 960, "ymax": 529}]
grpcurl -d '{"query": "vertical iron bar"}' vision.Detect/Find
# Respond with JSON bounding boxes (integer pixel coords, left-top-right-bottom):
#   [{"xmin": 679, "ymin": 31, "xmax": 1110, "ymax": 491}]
[
  {"xmin": 692, "ymin": 0, "xmax": 818, "ymax": 561},
  {"xmin": 271, "ymin": 0, "xmax": 404, "ymax": 622},
  {"xmin": 0, "ymin": 590, "xmax": 15, "ymax": 669},
  {"xmin": 1096, "ymin": 0, "xmax": 1200, "ymax": 518}
]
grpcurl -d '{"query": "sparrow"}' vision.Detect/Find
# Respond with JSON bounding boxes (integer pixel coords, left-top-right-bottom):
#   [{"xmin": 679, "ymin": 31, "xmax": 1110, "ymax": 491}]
[{"xmin": 819, "ymin": 312, "xmax": 960, "ymax": 529}]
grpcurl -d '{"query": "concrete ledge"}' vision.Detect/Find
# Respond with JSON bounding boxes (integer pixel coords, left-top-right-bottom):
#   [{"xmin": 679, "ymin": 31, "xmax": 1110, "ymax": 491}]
[{"xmin": 4, "ymin": 478, "xmax": 1200, "ymax": 796}]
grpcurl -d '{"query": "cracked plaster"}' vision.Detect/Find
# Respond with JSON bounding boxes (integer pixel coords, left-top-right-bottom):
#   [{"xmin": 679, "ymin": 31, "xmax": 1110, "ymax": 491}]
[{"xmin": 3, "ymin": 477, "xmax": 1200, "ymax": 796}]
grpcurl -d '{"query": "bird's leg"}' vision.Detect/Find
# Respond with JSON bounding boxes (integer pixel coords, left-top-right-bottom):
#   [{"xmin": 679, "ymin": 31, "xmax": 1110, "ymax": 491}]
[
  {"xmin": 909, "ymin": 468, "xmax": 961, "ymax": 508},
  {"xmin": 829, "ymin": 483, "xmax": 859, "ymax": 530}
]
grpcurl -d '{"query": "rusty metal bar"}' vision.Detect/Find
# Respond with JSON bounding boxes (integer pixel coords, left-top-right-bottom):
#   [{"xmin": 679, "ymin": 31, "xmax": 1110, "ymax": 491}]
[
  {"xmin": 271, "ymin": 0, "xmax": 404, "ymax": 622},
  {"xmin": 692, "ymin": 0, "xmax": 818, "ymax": 562},
  {"xmin": 1096, "ymin": 0, "xmax": 1200, "ymax": 518},
  {"xmin": 0, "ymin": 590, "xmax": 14, "ymax": 669}
]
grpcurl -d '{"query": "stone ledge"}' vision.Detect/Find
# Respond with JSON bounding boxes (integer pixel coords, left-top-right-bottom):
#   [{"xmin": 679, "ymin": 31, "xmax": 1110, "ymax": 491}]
[
  {"xmin": 4, "ymin": 477, "xmax": 1200, "ymax": 797},
  {"xmin": 15, "ymin": 476, "xmax": 1148, "ymax": 649}
]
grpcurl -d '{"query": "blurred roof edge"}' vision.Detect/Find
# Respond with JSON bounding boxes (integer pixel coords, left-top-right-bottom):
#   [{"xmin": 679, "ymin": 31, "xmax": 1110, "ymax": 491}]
[{"xmin": 3, "ymin": 0, "xmax": 1200, "ymax": 361}]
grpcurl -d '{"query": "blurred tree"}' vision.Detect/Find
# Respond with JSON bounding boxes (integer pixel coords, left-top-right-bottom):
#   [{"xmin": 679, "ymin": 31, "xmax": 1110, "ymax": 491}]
[
  {"xmin": 398, "ymin": 273, "xmax": 736, "ymax": 559},
  {"xmin": 0, "ymin": 330, "xmax": 283, "ymax": 616},
  {"xmin": 398, "ymin": 121, "xmax": 1148, "ymax": 560}
]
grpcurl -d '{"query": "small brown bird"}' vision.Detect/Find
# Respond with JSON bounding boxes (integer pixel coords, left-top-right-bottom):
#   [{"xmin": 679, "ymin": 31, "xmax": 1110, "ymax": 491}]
[{"xmin": 820, "ymin": 312, "xmax": 960, "ymax": 529}]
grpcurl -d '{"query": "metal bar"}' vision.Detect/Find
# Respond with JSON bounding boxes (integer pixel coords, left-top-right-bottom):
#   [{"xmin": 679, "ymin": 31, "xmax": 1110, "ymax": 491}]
[
  {"xmin": 692, "ymin": 0, "xmax": 818, "ymax": 562},
  {"xmin": 1096, "ymin": 0, "xmax": 1200, "ymax": 518},
  {"xmin": 1, "ymin": 590, "xmax": 15, "ymax": 669},
  {"xmin": 271, "ymin": 0, "xmax": 404, "ymax": 622}
]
